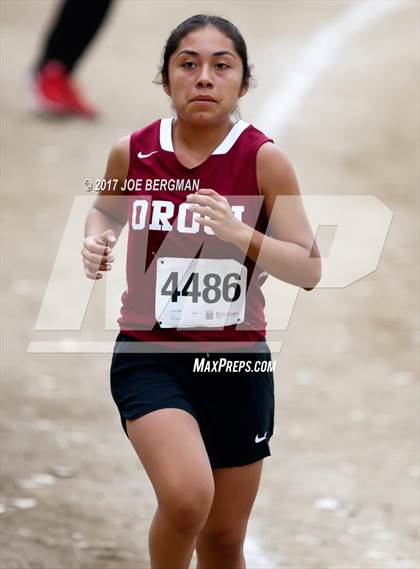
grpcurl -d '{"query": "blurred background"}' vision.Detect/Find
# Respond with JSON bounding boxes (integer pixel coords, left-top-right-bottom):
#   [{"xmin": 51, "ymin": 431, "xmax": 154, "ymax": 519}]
[{"xmin": 1, "ymin": 1, "xmax": 419, "ymax": 568}]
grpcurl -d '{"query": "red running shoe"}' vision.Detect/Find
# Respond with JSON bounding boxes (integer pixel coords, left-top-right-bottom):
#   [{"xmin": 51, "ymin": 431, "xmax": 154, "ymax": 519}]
[{"xmin": 31, "ymin": 60, "xmax": 97, "ymax": 118}]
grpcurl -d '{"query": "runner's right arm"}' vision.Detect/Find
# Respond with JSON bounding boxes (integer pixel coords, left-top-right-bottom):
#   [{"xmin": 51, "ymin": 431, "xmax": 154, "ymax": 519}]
[{"xmin": 82, "ymin": 136, "xmax": 130, "ymax": 279}]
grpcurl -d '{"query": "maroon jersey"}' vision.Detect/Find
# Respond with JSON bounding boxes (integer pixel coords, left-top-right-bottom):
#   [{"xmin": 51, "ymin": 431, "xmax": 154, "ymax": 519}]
[{"xmin": 118, "ymin": 117, "xmax": 274, "ymax": 350}]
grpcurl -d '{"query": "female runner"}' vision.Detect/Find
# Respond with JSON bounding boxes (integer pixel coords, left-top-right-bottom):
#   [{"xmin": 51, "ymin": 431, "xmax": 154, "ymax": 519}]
[{"xmin": 82, "ymin": 14, "xmax": 321, "ymax": 569}]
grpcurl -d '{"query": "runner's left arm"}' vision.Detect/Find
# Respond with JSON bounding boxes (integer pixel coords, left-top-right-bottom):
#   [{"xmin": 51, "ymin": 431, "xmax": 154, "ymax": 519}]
[
  {"xmin": 178, "ymin": 143, "xmax": 322, "ymax": 291},
  {"xmin": 238, "ymin": 142, "xmax": 322, "ymax": 291}
]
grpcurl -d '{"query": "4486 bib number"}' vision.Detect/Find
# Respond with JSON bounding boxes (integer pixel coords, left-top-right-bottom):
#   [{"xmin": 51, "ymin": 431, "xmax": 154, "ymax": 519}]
[
  {"xmin": 155, "ymin": 257, "xmax": 247, "ymax": 328},
  {"xmin": 161, "ymin": 270, "xmax": 241, "ymax": 304}
]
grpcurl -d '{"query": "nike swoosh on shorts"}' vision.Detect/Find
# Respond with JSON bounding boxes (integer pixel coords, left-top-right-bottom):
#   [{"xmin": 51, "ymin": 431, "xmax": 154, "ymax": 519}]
[{"xmin": 255, "ymin": 432, "xmax": 267, "ymax": 443}]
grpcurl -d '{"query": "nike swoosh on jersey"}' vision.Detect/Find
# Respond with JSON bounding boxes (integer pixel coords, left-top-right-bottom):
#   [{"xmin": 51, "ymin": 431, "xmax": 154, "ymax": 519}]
[
  {"xmin": 137, "ymin": 150, "xmax": 159, "ymax": 159},
  {"xmin": 255, "ymin": 432, "xmax": 267, "ymax": 443}
]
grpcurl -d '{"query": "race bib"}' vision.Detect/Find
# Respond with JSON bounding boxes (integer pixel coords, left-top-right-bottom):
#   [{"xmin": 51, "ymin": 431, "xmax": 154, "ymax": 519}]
[{"xmin": 155, "ymin": 257, "xmax": 247, "ymax": 328}]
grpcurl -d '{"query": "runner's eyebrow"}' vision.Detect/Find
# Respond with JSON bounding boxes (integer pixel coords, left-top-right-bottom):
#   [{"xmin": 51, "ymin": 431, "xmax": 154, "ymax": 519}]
[{"xmin": 177, "ymin": 49, "xmax": 237, "ymax": 58}]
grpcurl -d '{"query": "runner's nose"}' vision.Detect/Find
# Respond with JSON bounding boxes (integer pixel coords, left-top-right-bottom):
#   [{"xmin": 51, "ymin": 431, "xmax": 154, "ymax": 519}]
[{"xmin": 196, "ymin": 64, "xmax": 213, "ymax": 88}]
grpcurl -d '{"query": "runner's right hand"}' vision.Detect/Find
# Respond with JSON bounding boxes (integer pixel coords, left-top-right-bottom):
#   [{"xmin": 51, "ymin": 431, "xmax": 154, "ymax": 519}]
[{"xmin": 82, "ymin": 229, "xmax": 117, "ymax": 279}]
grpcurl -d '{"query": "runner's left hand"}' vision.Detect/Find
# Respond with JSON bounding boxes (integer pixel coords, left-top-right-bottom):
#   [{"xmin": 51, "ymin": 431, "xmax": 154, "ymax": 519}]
[{"xmin": 186, "ymin": 188, "xmax": 246, "ymax": 243}]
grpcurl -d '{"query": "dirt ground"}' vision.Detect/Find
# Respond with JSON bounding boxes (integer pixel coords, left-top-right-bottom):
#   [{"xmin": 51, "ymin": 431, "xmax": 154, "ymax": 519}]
[{"xmin": 1, "ymin": 1, "xmax": 419, "ymax": 568}]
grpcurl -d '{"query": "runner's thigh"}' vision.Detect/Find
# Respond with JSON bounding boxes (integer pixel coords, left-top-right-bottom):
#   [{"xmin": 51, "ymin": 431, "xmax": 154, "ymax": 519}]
[{"xmin": 126, "ymin": 408, "xmax": 215, "ymax": 510}]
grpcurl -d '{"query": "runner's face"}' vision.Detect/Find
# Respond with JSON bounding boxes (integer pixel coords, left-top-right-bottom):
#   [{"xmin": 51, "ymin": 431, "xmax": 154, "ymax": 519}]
[{"xmin": 165, "ymin": 26, "xmax": 247, "ymax": 124}]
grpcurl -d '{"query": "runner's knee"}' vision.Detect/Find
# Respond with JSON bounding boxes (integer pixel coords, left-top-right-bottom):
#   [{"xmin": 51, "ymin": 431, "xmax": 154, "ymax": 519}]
[
  {"xmin": 159, "ymin": 484, "xmax": 214, "ymax": 534},
  {"xmin": 197, "ymin": 526, "xmax": 246, "ymax": 556}
]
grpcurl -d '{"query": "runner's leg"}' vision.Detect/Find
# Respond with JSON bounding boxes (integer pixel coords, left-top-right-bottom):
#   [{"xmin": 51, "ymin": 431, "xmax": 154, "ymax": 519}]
[
  {"xmin": 36, "ymin": 0, "xmax": 114, "ymax": 73},
  {"xmin": 195, "ymin": 460, "xmax": 264, "ymax": 569},
  {"xmin": 126, "ymin": 408, "xmax": 215, "ymax": 569}
]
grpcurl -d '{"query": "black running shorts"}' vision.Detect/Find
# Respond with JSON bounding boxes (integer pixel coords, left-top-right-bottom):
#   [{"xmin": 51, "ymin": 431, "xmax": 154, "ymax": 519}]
[{"xmin": 110, "ymin": 332, "xmax": 275, "ymax": 469}]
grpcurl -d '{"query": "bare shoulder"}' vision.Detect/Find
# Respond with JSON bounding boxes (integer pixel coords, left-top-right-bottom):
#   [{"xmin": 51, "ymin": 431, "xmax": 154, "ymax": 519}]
[
  {"xmin": 112, "ymin": 135, "xmax": 130, "ymax": 155},
  {"xmin": 92, "ymin": 135, "xmax": 131, "ymax": 222},
  {"xmin": 256, "ymin": 142, "xmax": 300, "ymax": 196},
  {"xmin": 106, "ymin": 135, "xmax": 130, "ymax": 176}
]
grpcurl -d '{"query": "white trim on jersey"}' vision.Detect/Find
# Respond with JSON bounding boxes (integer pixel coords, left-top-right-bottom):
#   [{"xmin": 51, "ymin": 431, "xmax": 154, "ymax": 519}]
[
  {"xmin": 211, "ymin": 120, "xmax": 250, "ymax": 154},
  {"xmin": 159, "ymin": 117, "xmax": 250, "ymax": 155}
]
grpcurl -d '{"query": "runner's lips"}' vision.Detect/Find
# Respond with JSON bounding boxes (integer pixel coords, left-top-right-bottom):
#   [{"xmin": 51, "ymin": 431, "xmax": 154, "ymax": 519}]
[{"xmin": 191, "ymin": 96, "xmax": 217, "ymax": 103}]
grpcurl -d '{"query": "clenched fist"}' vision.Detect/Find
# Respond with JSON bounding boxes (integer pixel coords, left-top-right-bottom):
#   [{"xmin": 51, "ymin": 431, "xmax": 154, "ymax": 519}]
[{"xmin": 81, "ymin": 229, "xmax": 117, "ymax": 279}]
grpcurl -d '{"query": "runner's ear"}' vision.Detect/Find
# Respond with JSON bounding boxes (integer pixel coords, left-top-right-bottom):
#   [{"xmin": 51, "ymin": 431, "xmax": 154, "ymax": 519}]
[{"xmin": 239, "ymin": 83, "xmax": 249, "ymax": 98}]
